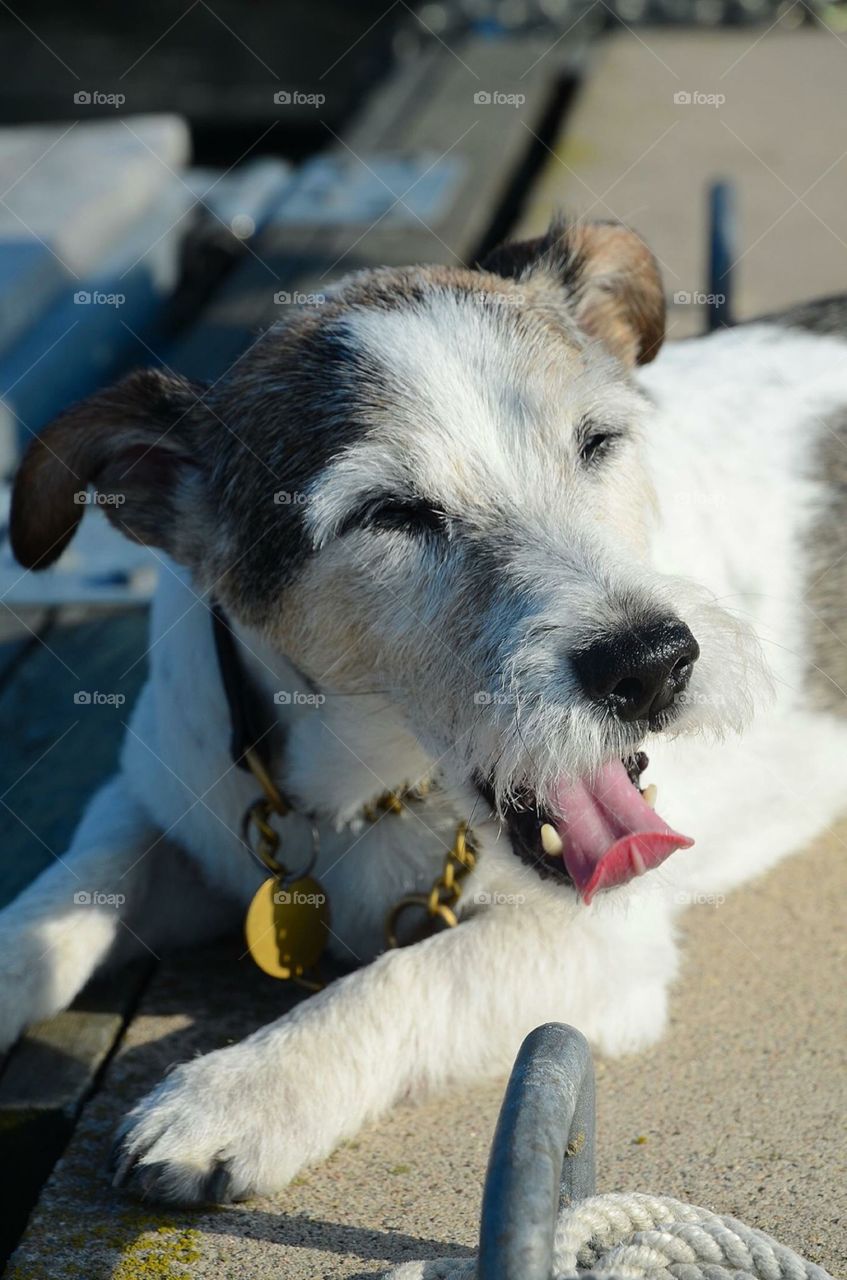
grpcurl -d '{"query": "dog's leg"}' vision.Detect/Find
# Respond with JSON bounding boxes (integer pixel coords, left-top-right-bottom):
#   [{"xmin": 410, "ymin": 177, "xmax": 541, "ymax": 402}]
[
  {"xmin": 112, "ymin": 898, "xmax": 673, "ymax": 1204},
  {"xmin": 0, "ymin": 772, "xmax": 226, "ymax": 1051}
]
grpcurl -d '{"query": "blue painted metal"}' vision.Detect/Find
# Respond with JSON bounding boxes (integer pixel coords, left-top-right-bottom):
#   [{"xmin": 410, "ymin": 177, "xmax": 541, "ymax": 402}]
[
  {"xmin": 707, "ymin": 180, "xmax": 736, "ymax": 331},
  {"xmin": 478, "ymin": 1023, "xmax": 596, "ymax": 1280}
]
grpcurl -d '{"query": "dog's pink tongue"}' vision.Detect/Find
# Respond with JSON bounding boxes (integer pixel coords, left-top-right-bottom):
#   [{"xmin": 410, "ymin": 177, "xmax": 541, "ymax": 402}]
[{"xmin": 550, "ymin": 761, "xmax": 693, "ymax": 905}]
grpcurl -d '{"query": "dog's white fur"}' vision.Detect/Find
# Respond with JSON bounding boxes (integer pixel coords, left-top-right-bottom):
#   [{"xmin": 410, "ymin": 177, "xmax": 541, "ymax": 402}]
[{"xmin": 2, "ymin": 237, "xmax": 846, "ymax": 1204}]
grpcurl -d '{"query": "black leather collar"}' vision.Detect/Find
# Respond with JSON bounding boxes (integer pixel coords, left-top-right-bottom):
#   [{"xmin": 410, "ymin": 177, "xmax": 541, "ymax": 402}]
[{"xmin": 210, "ymin": 602, "xmax": 279, "ymax": 776}]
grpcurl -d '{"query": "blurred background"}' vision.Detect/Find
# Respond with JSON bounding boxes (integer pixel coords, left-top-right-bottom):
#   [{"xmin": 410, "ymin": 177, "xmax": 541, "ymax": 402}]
[
  {"xmin": 1, "ymin": 0, "xmax": 847, "ymax": 505},
  {"xmin": 1, "ymin": 1, "xmax": 847, "ymax": 1269}
]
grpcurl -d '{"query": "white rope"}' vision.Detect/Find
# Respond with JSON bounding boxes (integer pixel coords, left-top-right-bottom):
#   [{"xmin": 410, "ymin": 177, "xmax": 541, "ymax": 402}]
[{"xmin": 382, "ymin": 1191, "xmax": 834, "ymax": 1280}]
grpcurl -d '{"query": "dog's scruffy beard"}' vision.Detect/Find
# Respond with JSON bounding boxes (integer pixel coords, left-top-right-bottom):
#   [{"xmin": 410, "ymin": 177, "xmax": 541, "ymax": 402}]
[{"xmin": 394, "ymin": 572, "xmax": 769, "ymax": 904}]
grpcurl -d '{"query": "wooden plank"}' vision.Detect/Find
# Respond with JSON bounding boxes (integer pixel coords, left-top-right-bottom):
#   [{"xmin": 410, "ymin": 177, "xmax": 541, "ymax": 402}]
[
  {"xmin": 0, "ymin": 116, "xmax": 190, "ymax": 352},
  {"xmin": 170, "ymin": 31, "xmax": 582, "ymax": 382},
  {"xmin": 0, "ymin": 1, "xmax": 405, "ymax": 138},
  {"xmin": 0, "ymin": 959, "xmax": 153, "ymax": 1266},
  {"xmin": 166, "ymin": 45, "xmax": 447, "ymax": 380},
  {"xmin": 0, "ymin": 608, "xmax": 153, "ymax": 1259},
  {"xmin": 0, "ymin": 176, "xmax": 195, "ymax": 462},
  {"xmin": 0, "ymin": 608, "xmax": 149, "ymax": 909},
  {"xmin": 0, "ymin": 606, "xmax": 53, "ymax": 681}
]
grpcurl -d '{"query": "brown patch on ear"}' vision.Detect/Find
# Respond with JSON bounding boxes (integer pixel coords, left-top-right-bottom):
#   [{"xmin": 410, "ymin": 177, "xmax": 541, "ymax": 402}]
[
  {"xmin": 10, "ymin": 368, "xmax": 205, "ymax": 570},
  {"xmin": 565, "ymin": 222, "xmax": 665, "ymax": 365},
  {"xmin": 481, "ymin": 218, "xmax": 665, "ymax": 366}
]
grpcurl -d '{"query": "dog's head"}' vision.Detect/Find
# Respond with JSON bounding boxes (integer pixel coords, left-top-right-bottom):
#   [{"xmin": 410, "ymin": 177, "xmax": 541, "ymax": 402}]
[{"xmin": 11, "ymin": 219, "xmax": 763, "ymax": 903}]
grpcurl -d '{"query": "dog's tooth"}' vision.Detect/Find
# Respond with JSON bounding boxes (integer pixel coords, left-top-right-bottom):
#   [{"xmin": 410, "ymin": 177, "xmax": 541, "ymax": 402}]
[
  {"xmin": 540, "ymin": 823, "xmax": 564, "ymax": 856},
  {"xmin": 631, "ymin": 845, "xmax": 647, "ymax": 876},
  {"xmin": 642, "ymin": 783, "xmax": 657, "ymax": 809}
]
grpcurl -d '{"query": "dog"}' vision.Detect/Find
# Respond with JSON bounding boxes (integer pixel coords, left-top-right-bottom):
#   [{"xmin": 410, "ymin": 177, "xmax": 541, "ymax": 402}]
[{"xmin": 3, "ymin": 219, "xmax": 846, "ymax": 1205}]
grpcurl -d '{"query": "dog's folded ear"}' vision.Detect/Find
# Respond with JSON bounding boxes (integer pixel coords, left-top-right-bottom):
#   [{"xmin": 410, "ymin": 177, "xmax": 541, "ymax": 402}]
[
  {"xmin": 480, "ymin": 218, "xmax": 665, "ymax": 366},
  {"xmin": 10, "ymin": 367, "xmax": 208, "ymax": 570}
]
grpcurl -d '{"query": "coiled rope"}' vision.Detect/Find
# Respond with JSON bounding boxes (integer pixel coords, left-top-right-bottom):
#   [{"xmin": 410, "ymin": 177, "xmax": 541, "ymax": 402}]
[{"xmin": 384, "ymin": 1191, "xmax": 832, "ymax": 1280}]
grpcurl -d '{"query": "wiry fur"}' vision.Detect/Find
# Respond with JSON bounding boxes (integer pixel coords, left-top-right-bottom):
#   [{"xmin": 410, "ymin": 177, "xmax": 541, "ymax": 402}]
[{"xmin": 2, "ymin": 221, "xmax": 845, "ymax": 1205}]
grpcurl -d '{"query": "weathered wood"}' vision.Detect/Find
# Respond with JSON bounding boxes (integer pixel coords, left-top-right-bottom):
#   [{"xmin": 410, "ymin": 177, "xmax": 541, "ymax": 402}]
[
  {"xmin": 0, "ymin": 607, "xmax": 53, "ymax": 682},
  {"xmin": 0, "ymin": 608, "xmax": 149, "ymax": 909},
  {"xmin": 0, "ymin": 1, "xmax": 405, "ymax": 140},
  {"xmin": 170, "ymin": 32, "xmax": 577, "ymax": 382},
  {"xmin": 0, "ymin": 959, "xmax": 153, "ymax": 1266},
  {"xmin": 0, "ymin": 607, "xmax": 152, "ymax": 1259}
]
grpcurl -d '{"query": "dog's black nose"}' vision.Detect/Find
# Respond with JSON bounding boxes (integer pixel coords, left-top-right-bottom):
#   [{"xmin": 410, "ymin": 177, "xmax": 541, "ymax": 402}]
[{"xmin": 572, "ymin": 620, "xmax": 700, "ymax": 723}]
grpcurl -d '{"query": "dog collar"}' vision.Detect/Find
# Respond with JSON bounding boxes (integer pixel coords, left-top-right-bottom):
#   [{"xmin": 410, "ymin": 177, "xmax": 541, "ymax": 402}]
[
  {"xmin": 211, "ymin": 600, "xmax": 295, "ymax": 808},
  {"xmin": 211, "ymin": 603, "xmax": 330, "ymax": 987},
  {"xmin": 210, "ymin": 605, "xmax": 477, "ymax": 981}
]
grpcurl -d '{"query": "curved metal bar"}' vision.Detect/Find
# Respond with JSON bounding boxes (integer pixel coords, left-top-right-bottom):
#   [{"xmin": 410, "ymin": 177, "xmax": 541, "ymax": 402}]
[{"xmin": 478, "ymin": 1023, "xmax": 596, "ymax": 1280}]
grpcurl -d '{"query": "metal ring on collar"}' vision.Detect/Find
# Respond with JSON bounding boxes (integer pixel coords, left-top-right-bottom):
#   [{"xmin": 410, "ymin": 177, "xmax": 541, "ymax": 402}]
[{"xmin": 241, "ymin": 800, "xmax": 321, "ymax": 884}]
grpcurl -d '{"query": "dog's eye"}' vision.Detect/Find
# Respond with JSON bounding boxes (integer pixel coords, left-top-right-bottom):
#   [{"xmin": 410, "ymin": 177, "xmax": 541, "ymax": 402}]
[
  {"xmin": 578, "ymin": 425, "xmax": 618, "ymax": 465},
  {"xmin": 339, "ymin": 496, "xmax": 449, "ymax": 538}
]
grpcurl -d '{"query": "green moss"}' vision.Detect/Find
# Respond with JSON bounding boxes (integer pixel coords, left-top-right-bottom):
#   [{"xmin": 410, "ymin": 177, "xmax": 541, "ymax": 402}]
[
  {"xmin": 6, "ymin": 1211, "xmax": 202, "ymax": 1280},
  {"xmin": 112, "ymin": 1225, "xmax": 201, "ymax": 1279}
]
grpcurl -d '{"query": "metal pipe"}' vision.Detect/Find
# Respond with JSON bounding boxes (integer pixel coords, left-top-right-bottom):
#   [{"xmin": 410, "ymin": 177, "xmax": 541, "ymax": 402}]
[
  {"xmin": 707, "ymin": 179, "xmax": 736, "ymax": 331},
  {"xmin": 478, "ymin": 1023, "xmax": 596, "ymax": 1280}
]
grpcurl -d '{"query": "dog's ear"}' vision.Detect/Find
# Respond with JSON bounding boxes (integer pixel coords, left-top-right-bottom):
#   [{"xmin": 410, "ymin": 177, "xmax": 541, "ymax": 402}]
[
  {"xmin": 10, "ymin": 367, "xmax": 208, "ymax": 570},
  {"xmin": 481, "ymin": 218, "xmax": 665, "ymax": 366}
]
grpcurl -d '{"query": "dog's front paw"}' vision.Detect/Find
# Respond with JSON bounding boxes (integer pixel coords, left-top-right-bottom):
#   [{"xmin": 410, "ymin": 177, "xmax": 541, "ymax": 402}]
[{"xmin": 111, "ymin": 1039, "xmax": 339, "ymax": 1204}]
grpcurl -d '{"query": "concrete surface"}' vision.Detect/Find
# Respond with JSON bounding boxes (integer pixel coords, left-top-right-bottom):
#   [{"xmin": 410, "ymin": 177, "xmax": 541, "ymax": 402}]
[
  {"xmin": 7, "ymin": 824, "xmax": 845, "ymax": 1279},
  {"xmin": 518, "ymin": 28, "xmax": 847, "ymax": 337}
]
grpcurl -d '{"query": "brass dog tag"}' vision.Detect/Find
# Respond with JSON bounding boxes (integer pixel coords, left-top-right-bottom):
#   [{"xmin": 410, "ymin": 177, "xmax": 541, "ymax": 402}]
[{"xmin": 244, "ymin": 875, "xmax": 329, "ymax": 979}]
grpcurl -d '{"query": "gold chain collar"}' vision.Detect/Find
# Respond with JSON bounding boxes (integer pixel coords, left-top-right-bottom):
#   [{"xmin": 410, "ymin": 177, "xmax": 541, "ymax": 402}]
[
  {"xmin": 240, "ymin": 750, "xmax": 477, "ymax": 983},
  {"xmin": 210, "ymin": 605, "xmax": 474, "ymax": 986}
]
